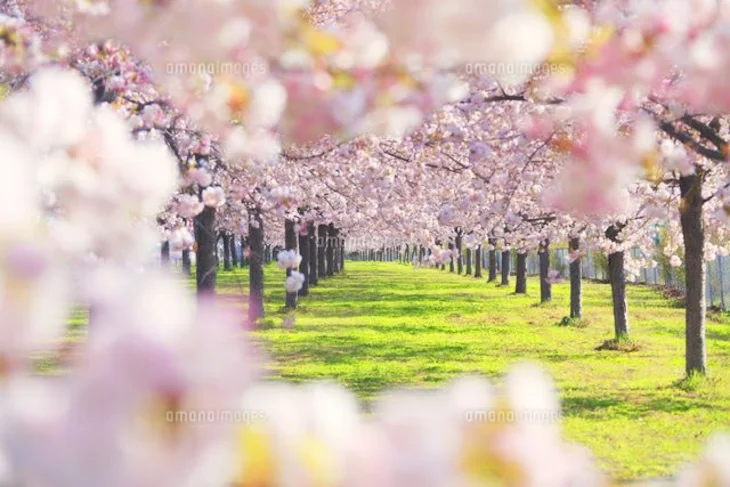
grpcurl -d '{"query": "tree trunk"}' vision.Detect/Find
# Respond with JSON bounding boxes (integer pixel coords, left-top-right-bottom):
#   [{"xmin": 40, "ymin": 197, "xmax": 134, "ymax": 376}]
[
  {"xmin": 182, "ymin": 248, "xmax": 191, "ymax": 276},
  {"xmin": 194, "ymin": 206, "xmax": 217, "ymax": 296},
  {"xmin": 333, "ymin": 228, "xmax": 341, "ymax": 274},
  {"xmin": 298, "ymin": 225, "xmax": 310, "ymax": 297},
  {"xmin": 285, "ymin": 219, "xmax": 298, "ymax": 309},
  {"xmin": 466, "ymin": 248, "xmax": 472, "ymax": 276},
  {"xmin": 309, "ymin": 224, "xmax": 318, "ymax": 286},
  {"xmin": 231, "ymin": 235, "xmax": 239, "ymax": 268},
  {"xmin": 488, "ymin": 239, "xmax": 497, "ymax": 282},
  {"xmin": 539, "ymin": 239, "xmax": 552, "ymax": 303},
  {"xmin": 474, "ymin": 245, "xmax": 483, "ymax": 278},
  {"xmin": 569, "ymin": 237, "xmax": 582, "ymax": 319},
  {"xmin": 455, "ymin": 232, "xmax": 463, "ymax": 274},
  {"xmin": 318, "ymin": 224, "xmax": 327, "ymax": 279},
  {"xmin": 215, "ymin": 235, "xmax": 220, "ymax": 269},
  {"xmin": 326, "ymin": 224, "xmax": 335, "ymax": 276},
  {"xmin": 248, "ymin": 210, "xmax": 265, "ymax": 323},
  {"xmin": 240, "ymin": 236, "xmax": 247, "ymax": 267},
  {"xmin": 340, "ymin": 237, "xmax": 345, "ymax": 272},
  {"xmin": 680, "ymin": 173, "xmax": 707, "ymax": 376},
  {"xmin": 161, "ymin": 241, "xmax": 171, "ymax": 269},
  {"xmin": 449, "ymin": 241, "xmax": 455, "ymax": 273},
  {"xmin": 222, "ymin": 233, "xmax": 232, "ymax": 271},
  {"xmin": 500, "ymin": 249, "xmax": 511, "ymax": 285},
  {"xmin": 515, "ymin": 252, "xmax": 527, "ymax": 294},
  {"xmin": 608, "ymin": 250, "xmax": 629, "ymax": 340}
]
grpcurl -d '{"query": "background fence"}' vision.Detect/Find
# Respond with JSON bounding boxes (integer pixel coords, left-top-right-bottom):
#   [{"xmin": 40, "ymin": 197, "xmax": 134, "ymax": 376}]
[{"xmin": 510, "ymin": 249, "xmax": 730, "ymax": 310}]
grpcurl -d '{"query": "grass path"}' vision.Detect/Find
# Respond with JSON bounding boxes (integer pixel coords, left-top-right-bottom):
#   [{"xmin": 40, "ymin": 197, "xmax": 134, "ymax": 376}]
[{"xmin": 216, "ymin": 261, "xmax": 730, "ymax": 482}]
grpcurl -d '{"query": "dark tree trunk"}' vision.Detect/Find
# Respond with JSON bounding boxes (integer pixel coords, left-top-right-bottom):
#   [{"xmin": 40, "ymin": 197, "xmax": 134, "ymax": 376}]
[
  {"xmin": 161, "ymin": 241, "xmax": 171, "ymax": 269},
  {"xmin": 539, "ymin": 239, "xmax": 552, "ymax": 303},
  {"xmin": 240, "ymin": 236, "xmax": 247, "ymax": 267},
  {"xmin": 465, "ymin": 248, "xmax": 472, "ymax": 276},
  {"xmin": 500, "ymin": 249, "xmax": 511, "ymax": 285},
  {"xmin": 309, "ymin": 225, "xmax": 318, "ymax": 286},
  {"xmin": 488, "ymin": 239, "xmax": 497, "ymax": 282},
  {"xmin": 680, "ymin": 173, "xmax": 707, "ymax": 376},
  {"xmin": 182, "ymin": 248, "xmax": 191, "ymax": 276},
  {"xmin": 318, "ymin": 224, "xmax": 327, "ymax": 279},
  {"xmin": 455, "ymin": 231, "xmax": 463, "ymax": 274},
  {"xmin": 215, "ymin": 235, "xmax": 220, "ymax": 269},
  {"xmin": 326, "ymin": 224, "xmax": 335, "ymax": 276},
  {"xmin": 264, "ymin": 244, "xmax": 271, "ymax": 264},
  {"xmin": 474, "ymin": 245, "xmax": 483, "ymax": 278},
  {"xmin": 194, "ymin": 206, "xmax": 217, "ymax": 296},
  {"xmin": 340, "ymin": 236, "xmax": 345, "ymax": 272},
  {"xmin": 231, "ymin": 235, "xmax": 239, "ymax": 268},
  {"xmin": 608, "ymin": 250, "xmax": 629, "ymax": 340},
  {"xmin": 515, "ymin": 252, "xmax": 527, "ymax": 294},
  {"xmin": 298, "ymin": 225, "xmax": 310, "ymax": 297},
  {"xmin": 449, "ymin": 241, "xmax": 455, "ymax": 273},
  {"xmin": 248, "ymin": 210, "xmax": 265, "ymax": 323},
  {"xmin": 285, "ymin": 219, "xmax": 298, "ymax": 309},
  {"xmin": 333, "ymin": 231, "xmax": 340, "ymax": 272},
  {"xmin": 569, "ymin": 237, "xmax": 582, "ymax": 319},
  {"xmin": 333, "ymin": 229, "xmax": 341, "ymax": 274},
  {"xmin": 222, "ymin": 233, "xmax": 232, "ymax": 271},
  {"xmin": 606, "ymin": 225, "xmax": 629, "ymax": 340}
]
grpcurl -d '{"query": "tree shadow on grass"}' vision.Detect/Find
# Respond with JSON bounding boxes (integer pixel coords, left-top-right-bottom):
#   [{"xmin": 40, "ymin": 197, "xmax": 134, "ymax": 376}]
[
  {"xmin": 270, "ymin": 339, "xmax": 471, "ymax": 366},
  {"xmin": 562, "ymin": 393, "xmax": 719, "ymax": 420},
  {"xmin": 562, "ymin": 396, "xmax": 624, "ymax": 416},
  {"xmin": 707, "ymin": 327, "xmax": 730, "ymax": 342}
]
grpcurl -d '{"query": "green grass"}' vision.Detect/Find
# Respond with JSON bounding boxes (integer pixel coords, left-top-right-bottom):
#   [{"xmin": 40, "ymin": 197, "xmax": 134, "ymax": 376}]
[{"xmin": 211, "ymin": 261, "xmax": 730, "ymax": 482}]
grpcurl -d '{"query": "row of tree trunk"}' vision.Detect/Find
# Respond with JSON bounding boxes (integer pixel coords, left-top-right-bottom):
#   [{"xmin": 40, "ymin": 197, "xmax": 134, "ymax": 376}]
[
  {"xmin": 167, "ymin": 204, "xmax": 708, "ymax": 378},
  {"xmin": 354, "ymin": 241, "xmax": 554, "ymax": 304},
  {"xmin": 281, "ymin": 220, "xmax": 345, "ymax": 311},
  {"xmin": 159, "ymin": 206, "xmax": 347, "ymax": 324},
  {"xmin": 355, "ymin": 239, "xmax": 571, "ymax": 313}
]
